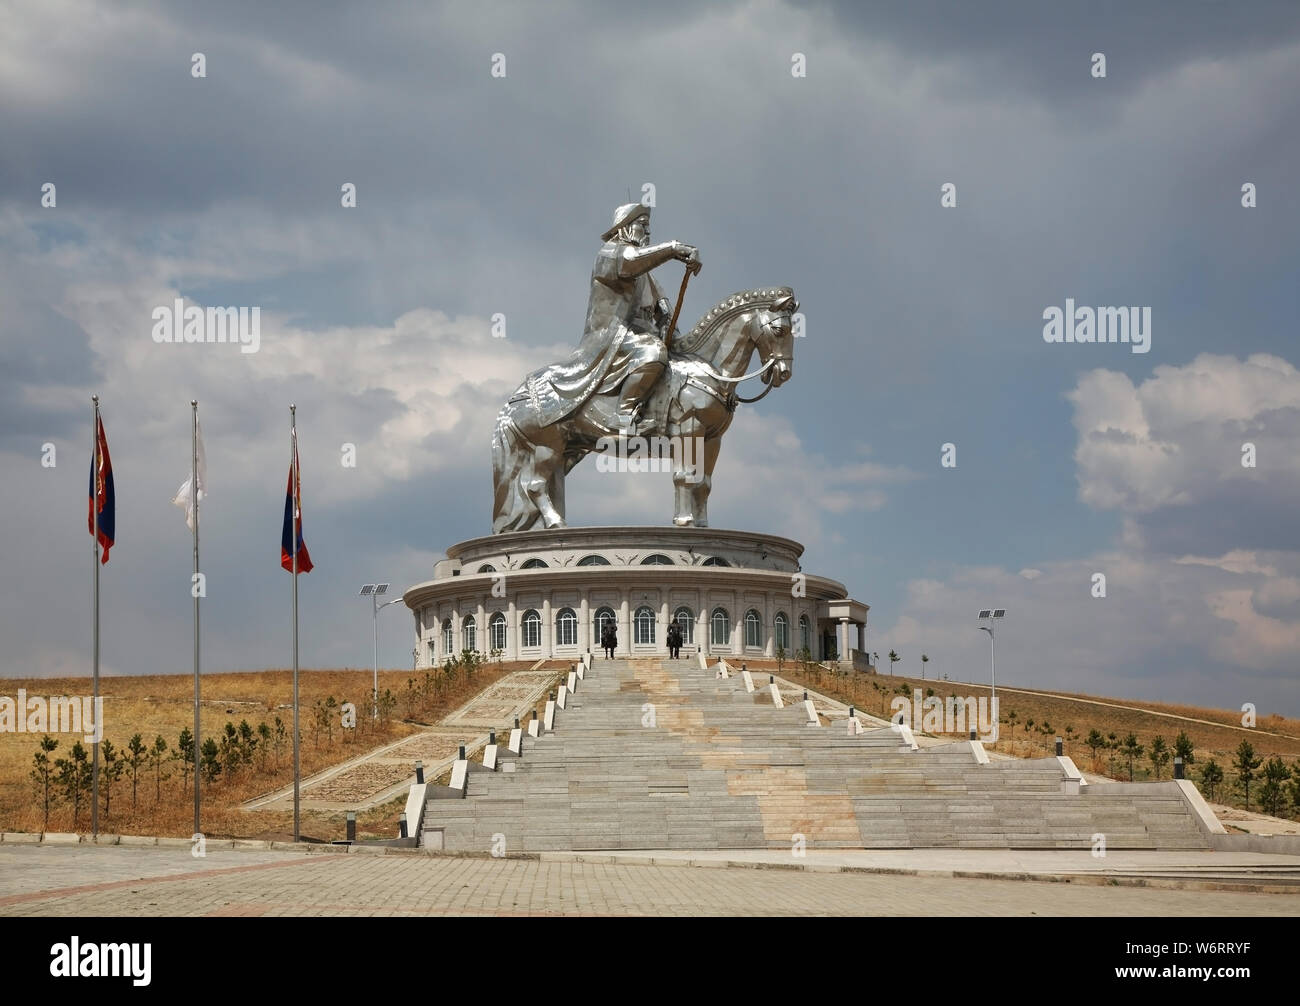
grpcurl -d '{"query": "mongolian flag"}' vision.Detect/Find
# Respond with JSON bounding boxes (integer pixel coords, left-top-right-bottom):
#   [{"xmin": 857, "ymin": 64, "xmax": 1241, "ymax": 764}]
[
  {"xmin": 87, "ymin": 415, "xmax": 115, "ymax": 563},
  {"xmin": 280, "ymin": 435, "xmax": 313, "ymax": 573}
]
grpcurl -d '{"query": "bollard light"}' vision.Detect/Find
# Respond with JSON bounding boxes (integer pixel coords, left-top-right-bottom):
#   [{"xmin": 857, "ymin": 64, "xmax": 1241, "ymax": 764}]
[
  {"xmin": 346, "ymin": 811, "xmax": 356, "ymax": 843},
  {"xmin": 458, "ymin": 745, "xmax": 465, "ymax": 761},
  {"xmin": 1055, "ymin": 737, "xmax": 1063, "ymax": 756},
  {"xmin": 515, "ymin": 716, "xmax": 520, "ymax": 729},
  {"xmin": 415, "ymin": 760, "xmax": 424, "ymax": 784},
  {"xmin": 399, "ymin": 812, "xmax": 408, "ymax": 839},
  {"xmin": 969, "ymin": 728, "xmax": 977, "ymax": 741},
  {"xmin": 849, "ymin": 706, "xmax": 855, "ymax": 718},
  {"xmin": 490, "ymin": 730, "xmax": 496, "ymax": 746},
  {"xmin": 1174, "ymin": 756, "xmax": 1184, "ymax": 780}
]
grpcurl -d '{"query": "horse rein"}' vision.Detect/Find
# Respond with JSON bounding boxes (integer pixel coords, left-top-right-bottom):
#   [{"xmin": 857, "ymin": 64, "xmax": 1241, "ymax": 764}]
[{"xmin": 674, "ymin": 300, "xmax": 791, "ymax": 406}]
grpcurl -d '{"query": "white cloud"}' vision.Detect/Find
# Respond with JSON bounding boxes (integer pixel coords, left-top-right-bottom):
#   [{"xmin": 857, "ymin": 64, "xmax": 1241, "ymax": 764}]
[
  {"xmin": 881, "ymin": 355, "xmax": 1300, "ymax": 714},
  {"xmin": 1069, "ymin": 353, "xmax": 1300, "ymax": 516}
]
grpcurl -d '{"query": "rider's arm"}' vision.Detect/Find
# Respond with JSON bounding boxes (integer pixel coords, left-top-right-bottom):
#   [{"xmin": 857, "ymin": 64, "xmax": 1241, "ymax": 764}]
[{"xmin": 619, "ymin": 241, "xmax": 693, "ymax": 278}]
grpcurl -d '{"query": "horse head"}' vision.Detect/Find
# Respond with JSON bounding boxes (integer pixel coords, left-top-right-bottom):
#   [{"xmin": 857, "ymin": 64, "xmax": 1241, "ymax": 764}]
[
  {"xmin": 674, "ymin": 286, "xmax": 798, "ymax": 391},
  {"xmin": 755, "ymin": 292, "xmax": 797, "ymax": 388}
]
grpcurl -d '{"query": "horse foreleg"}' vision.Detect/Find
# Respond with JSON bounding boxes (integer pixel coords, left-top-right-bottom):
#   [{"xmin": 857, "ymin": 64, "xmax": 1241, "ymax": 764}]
[
  {"xmin": 690, "ymin": 433, "xmax": 721, "ymax": 527},
  {"xmin": 672, "ymin": 414, "xmax": 705, "ymax": 527}
]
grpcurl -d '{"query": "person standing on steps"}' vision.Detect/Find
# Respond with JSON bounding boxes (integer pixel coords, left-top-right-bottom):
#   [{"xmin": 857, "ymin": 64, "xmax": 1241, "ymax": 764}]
[{"xmin": 602, "ymin": 621, "xmax": 617, "ymax": 659}]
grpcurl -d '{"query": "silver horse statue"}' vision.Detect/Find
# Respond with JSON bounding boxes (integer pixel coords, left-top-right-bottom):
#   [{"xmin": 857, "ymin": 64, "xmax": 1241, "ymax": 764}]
[{"xmin": 492, "ymin": 287, "xmax": 796, "ymax": 532}]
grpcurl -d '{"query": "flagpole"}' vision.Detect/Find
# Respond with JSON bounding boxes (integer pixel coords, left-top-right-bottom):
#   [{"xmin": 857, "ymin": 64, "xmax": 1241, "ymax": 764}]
[
  {"xmin": 291, "ymin": 404, "xmax": 300, "ymax": 842},
  {"xmin": 191, "ymin": 400, "xmax": 201, "ymax": 838},
  {"xmin": 91, "ymin": 395, "xmax": 100, "ymax": 839}
]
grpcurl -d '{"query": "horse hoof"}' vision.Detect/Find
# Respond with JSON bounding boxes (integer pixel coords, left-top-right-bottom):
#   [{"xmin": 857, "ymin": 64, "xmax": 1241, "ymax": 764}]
[{"xmin": 673, "ymin": 516, "xmax": 694, "ymax": 527}]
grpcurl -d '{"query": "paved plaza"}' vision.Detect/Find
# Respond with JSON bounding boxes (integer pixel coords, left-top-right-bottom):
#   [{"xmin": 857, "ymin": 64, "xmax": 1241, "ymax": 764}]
[{"xmin": 2, "ymin": 845, "xmax": 1296, "ymax": 916}]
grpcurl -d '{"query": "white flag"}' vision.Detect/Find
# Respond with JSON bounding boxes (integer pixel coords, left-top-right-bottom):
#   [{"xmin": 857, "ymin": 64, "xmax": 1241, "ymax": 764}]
[{"xmin": 172, "ymin": 421, "xmax": 207, "ymax": 531}]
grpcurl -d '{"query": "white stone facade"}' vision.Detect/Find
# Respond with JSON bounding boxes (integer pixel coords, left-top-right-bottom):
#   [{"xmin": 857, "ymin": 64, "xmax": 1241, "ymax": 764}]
[{"xmin": 403, "ymin": 526, "xmax": 870, "ymax": 667}]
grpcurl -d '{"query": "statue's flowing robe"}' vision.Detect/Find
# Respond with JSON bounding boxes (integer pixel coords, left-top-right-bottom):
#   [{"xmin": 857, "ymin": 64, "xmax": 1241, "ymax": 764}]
[{"xmin": 511, "ymin": 239, "xmax": 665, "ymax": 427}]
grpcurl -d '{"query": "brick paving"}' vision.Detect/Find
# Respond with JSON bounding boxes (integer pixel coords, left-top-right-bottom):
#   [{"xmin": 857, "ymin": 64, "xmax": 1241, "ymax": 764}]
[{"xmin": 1, "ymin": 845, "xmax": 1295, "ymax": 916}]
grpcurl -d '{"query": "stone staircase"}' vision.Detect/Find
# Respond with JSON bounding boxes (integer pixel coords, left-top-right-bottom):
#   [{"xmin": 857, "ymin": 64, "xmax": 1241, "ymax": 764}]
[{"xmin": 423, "ymin": 657, "xmax": 1214, "ymax": 853}]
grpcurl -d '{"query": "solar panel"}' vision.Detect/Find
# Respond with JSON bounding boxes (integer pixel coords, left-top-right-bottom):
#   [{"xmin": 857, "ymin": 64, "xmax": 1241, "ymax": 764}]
[
  {"xmin": 359, "ymin": 585, "xmax": 374, "ymax": 596},
  {"xmin": 992, "ymin": 608, "xmax": 1006, "ymax": 618},
  {"xmin": 375, "ymin": 583, "xmax": 389, "ymax": 595},
  {"xmin": 977, "ymin": 609, "xmax": 991, "ymax": 619}
]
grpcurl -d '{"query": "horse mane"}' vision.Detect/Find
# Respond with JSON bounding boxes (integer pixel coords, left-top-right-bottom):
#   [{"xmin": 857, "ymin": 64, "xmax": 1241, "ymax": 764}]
[{"xmin": 672, "ymin": 286, "xmax": 794, "ymax": 356}]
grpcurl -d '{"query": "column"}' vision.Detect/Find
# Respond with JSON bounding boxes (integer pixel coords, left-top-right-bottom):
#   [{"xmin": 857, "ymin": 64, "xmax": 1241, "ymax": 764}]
[
  {"xmin": 838, "ymin": 617, "xmax": 850, "ymax": 665},
  {"xmin": 541, "ymin": 597, "xmax": 552, "ymax": 659},
  {"xmin": 659, "ymin": 598, "xmax": 670, "ymax": 655},
  {"xmin": 477, "ymin": 601, "xmax": 487, "ymax": 657},
  {"xmin": 619, "ymin": 593, "xmax": 630, "ymax": 656},
  {"xmin": 506, "ymin": 599, "xmax": 518, "ymax": 661},
  {"xmin": 579, "ymin": 593, "xmax": 590, "ymax": 653}
]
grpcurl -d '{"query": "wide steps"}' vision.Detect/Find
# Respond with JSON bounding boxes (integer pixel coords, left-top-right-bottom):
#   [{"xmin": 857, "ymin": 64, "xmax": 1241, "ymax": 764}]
[{"xmin": 424, "ymin": 657, "xmax": 1212, "ymax": 852}]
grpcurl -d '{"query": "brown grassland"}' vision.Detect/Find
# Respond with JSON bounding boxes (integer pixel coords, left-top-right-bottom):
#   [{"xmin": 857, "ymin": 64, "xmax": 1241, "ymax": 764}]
[{"xmin": 1, "ymin": 661, "xmax": 559, "ymax": 842}]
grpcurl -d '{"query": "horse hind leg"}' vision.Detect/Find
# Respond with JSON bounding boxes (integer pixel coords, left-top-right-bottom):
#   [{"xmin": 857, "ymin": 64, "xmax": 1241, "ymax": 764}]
[{"xmin": 527, "ymin": 445, "xmax": 566, "ymax": 529}]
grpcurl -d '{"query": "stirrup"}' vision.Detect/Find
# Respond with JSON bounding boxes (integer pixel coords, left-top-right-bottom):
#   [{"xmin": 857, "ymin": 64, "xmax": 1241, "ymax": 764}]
[{"xmin": 616, "ymin": 409, "xmax": 641, "ymax": 437}]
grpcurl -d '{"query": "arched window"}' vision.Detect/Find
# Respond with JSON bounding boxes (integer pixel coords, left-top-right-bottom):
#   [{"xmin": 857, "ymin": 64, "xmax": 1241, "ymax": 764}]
[
  {"xmin": 442, "ymin": 618, "xmax": 453, "ymax": 657},
  {"xmin": 577, "ymin": 554, "xmax": 610, "ymax": 566},
  {"xmin": 799, "ymin": 614, "xmax": 812, "ymax": 654},
  {"xmin": 489, "ymin": 611, "xmax": 507, "ymax": 651},
  {"xmin": 774, "ymin": 612, "xmax": 789, "ymax": 652},
  {"xmin": 634, "ymin": 605, "xmax": 656, "ymax": 645},
  {"xmin": 462, "ymin": 615, "xmax": 477, "ymax": 653},
  {"xmin": 702, "ymin": 556, "xmax": 730, "ymax": 567},
  {"xmin": 640, "ymin": 553, "xmax": 673, "ymax": 565},
  {"xmin": 521, "ymin": 558, "xmax": 548, "ymax": 569},
  {"xmin": 555, "ymin": 607, "xmax": 577, "ymax": 647},
  {"xmin": 745, "ymin": 609, "xmax": 763, "ymax": 648},
  {"xmin": 477, "ymin": 564, "xmax": 496, "ymax": 574},
  {"xmin": 711, "ymin": 607, "xmax": 730, "ymax": 647},
  {"xmin": 521, "ymin": 609, "xmax": 542, "ymax": 648},
  {"xmin": 672, "ymin": 606, "xmax": 694, "ymax": 645},
  {"xmin": 593, "ymin": 606, "xmax": 617, "ymax": 640}
]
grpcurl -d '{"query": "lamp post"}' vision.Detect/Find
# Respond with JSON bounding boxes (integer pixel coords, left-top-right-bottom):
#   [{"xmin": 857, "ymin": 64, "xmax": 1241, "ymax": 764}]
[
  {"xmin": 976, "ymin": 608, "xmax": 1006, "ymax": 705},
  {"xmin": 360, "ymin": 583, "xmax": 403, "ymax": 720}
]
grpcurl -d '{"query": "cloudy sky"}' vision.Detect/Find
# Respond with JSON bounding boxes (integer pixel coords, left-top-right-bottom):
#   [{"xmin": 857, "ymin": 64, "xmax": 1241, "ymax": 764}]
[{"xmin": 2, "ymin": 0, "xmax": 1297, "ymax": 716}]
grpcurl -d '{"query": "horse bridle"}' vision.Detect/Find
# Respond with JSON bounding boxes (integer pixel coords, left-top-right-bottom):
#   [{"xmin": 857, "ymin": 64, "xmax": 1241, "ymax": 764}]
[{"xmin": 691, "ymin": 314, "xmax": 791, "ymax": 404}]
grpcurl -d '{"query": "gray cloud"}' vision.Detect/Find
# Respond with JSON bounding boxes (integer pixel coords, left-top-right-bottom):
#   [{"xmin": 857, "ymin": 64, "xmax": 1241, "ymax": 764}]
[{"xmin": 1, "ymin": 1, "xmax": 1297, "ymax": 719}]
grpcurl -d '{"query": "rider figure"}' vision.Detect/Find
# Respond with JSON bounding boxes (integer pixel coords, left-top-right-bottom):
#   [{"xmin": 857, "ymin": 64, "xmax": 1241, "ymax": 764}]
[{"xmin": 586, "ymin": 203, "xmax": 701, "ymax": 434}]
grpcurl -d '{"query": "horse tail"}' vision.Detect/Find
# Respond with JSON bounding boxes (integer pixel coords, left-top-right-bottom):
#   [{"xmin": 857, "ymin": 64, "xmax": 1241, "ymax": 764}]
[{"xmin": 491, "ymin": 405, "xmax": 533, "ymax": 533}]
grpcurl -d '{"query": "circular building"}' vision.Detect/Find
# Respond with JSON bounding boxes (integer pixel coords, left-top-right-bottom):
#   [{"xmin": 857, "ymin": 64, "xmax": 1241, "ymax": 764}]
[{"xmin": 402, "ymin": 525, "xmax": 870, "ymax": 668}]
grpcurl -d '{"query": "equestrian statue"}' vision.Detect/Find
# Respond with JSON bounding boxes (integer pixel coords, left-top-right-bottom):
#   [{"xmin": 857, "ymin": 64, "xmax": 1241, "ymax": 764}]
[{"xmin": 491, "ymin": 201, "xmax": 796, "ymax": 533}]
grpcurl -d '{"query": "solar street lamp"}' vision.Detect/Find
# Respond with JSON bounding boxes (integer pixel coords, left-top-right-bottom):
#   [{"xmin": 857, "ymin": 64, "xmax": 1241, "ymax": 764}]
[
  {"xmin": 360, "ymin": 583, "xmax": 403, "ymax": 720},
  {"xmin": 976, "ymin": 608, "xmax": 1006, "ymax": 705}
]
